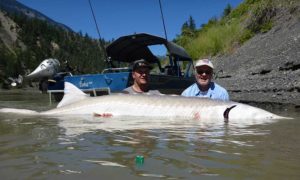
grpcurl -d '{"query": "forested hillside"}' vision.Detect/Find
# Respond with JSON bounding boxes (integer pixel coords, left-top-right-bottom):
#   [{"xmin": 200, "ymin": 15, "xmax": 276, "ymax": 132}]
[{"xmin": 0, "ymin": 1, "xmax": 107, "ymax": 84}]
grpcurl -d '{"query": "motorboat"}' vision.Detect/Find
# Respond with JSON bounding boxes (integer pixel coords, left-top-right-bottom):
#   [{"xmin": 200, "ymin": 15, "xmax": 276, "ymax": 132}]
[{"xmin": 47, "ymin": 33, "xmax": 195, "ymax": 101}]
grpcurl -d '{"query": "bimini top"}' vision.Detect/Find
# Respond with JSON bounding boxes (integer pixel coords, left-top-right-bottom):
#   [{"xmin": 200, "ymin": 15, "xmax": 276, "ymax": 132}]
[{"xmin": 106, "ymin": 33, "xmax": 192, "ymax": 64}]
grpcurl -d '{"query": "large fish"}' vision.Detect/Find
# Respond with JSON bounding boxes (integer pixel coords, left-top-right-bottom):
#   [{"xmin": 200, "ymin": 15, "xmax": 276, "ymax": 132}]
[{"xmin": 0, "ymin": 83, "xmax": 291, "ymax": 124}]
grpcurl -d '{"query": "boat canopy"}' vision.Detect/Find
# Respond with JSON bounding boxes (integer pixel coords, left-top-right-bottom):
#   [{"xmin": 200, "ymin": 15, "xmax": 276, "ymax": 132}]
[{"xmin": 106, "ymin": 33, "xmax": 192, "ymax": 64}]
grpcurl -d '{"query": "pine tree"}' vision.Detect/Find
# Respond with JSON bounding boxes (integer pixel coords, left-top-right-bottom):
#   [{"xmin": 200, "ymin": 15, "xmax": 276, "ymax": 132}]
[{"xmin": 223, "ymin": 4, "xmax": 232, "ymax": 17}]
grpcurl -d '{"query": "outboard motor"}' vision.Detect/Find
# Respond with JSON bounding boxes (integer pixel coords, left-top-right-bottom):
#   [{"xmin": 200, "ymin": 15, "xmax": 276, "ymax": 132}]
[{"xmin": 26, "ymin": 58, "xmax": 60, "ymax": 80}]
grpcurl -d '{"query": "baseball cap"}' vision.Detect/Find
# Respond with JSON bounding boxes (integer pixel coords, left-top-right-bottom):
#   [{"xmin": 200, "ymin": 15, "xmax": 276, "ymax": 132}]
[
  {"xmin": 132, "ymin": 59, "xmax": 152, "ymax": 71},
  {"xmin": 195, "ymin": 59, "xmax": 214, "ymax": 69}
]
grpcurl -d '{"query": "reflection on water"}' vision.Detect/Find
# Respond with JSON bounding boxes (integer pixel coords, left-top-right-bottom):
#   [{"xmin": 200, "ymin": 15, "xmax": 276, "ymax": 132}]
[{"xmin": 0, "ymin": 89, "xmax": 300, "ymax": 179}]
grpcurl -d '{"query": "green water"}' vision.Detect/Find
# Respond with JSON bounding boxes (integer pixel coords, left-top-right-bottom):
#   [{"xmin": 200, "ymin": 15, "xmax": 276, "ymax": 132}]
[{"xmin": 0, "ymin": 89, "xmax": 299, "ymax": 179}]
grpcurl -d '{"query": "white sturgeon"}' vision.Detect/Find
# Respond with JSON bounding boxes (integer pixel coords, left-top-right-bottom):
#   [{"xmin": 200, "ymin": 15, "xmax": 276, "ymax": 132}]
[{"xmin": 0, "ymin": 82, "xmax": 291, "ymax": 123}]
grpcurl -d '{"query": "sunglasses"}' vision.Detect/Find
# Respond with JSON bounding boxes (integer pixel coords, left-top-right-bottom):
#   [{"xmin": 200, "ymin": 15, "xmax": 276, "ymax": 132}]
[
  {"xmin": 135, "ymin": 69, "xmax": 150, "ymax": 74},
  {"xmin": 196, "ymin": 70, "xmax": 212, "ymax": 75}
]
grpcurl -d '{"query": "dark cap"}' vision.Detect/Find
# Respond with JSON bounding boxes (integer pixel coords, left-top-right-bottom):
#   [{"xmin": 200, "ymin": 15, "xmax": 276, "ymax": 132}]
[{"xmin": 132, "ymin": 59, "xmax": 152, "ymax": 71}]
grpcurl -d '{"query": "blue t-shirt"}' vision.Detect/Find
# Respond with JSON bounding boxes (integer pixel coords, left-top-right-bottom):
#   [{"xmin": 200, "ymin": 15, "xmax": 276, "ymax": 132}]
[{"xmin": 181, "ymin": 82, "xmax": 229, "ymax": 101}]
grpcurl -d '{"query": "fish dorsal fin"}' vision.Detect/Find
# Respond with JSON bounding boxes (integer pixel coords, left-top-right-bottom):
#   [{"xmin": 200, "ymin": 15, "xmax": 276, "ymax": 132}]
[
  {"xmin": 57, "ymin": 82, "xmax": 88, "ymax": 108},
  {"xmin": 223, "ymin": 105, "xmax": 237, "ymax": 123}
]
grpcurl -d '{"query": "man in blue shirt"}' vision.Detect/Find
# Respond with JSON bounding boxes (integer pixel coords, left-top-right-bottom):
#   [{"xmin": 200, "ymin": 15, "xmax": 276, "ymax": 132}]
[{"xmin": 181, "ymin": 59, "xmax": 229, "ymax": 101}]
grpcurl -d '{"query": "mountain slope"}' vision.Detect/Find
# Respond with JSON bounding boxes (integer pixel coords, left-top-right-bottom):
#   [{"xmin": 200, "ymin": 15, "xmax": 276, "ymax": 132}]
[
  {"xmin": 0, "ymin": 10, "xmax": 19, "ymax": 51},
  {"xmin": 0, "ymin": 0, "xmax": 71, "ymax": 31},
  {"xmin": 213, "ymin": 1, "xmax": 300, "ymax": 106}
]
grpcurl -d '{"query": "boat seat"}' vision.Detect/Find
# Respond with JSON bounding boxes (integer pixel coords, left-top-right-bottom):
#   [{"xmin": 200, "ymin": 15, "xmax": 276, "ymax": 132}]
[{"xmin": 164, "ymin": 66, "xmax": 182, "ymax": 76}]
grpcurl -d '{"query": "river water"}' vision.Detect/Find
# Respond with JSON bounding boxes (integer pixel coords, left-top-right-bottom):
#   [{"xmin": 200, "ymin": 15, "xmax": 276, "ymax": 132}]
[{"xmin": 0, "ymin": 89, "xmax": 299, "ymax": 179}]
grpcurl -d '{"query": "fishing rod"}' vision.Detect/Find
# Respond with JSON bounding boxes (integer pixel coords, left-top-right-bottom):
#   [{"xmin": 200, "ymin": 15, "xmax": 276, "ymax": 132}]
[
  {"xmin": 159, "ymin": 0, "xmax": 176, "ymax": 67},
  {"xmin": 158, "ymin": 0, "xmax": 168, "ymax": 41},
  {"xmin": 87, "ymin": 0, "xmax": 111, "ymax": 67}
]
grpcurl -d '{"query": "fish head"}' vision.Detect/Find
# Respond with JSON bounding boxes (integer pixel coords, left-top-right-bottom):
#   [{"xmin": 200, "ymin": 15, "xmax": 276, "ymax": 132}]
[{"xmin": 223, "ymin": 103, "xmax": 285, "ymax": 126}]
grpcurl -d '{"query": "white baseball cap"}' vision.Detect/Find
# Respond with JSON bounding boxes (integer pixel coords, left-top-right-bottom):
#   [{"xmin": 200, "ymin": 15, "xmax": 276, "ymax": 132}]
[{"xmin": 195, "ymin": 59, "xmax": 214, "ymax": 69}]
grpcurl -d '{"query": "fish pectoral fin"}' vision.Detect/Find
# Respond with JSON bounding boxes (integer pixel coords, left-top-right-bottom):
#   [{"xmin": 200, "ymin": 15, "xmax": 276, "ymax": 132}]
[
  {"xmin": 223, "ymin": 105, "xmax": 237, "ymax": 123},
  {"xmin": 93, "ymin": 112, "xmax": 113, "ymax": 118}
]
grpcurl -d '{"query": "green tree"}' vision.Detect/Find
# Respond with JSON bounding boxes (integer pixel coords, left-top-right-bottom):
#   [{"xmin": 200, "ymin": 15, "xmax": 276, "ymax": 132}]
[
  {"xmin": 181, "ymin": 16, "xmax": 197, "ymax": 37},
  {"xmin": 188, "ymin": 16, "xmax": 196, "ymax": 31},
  {"xmin": 4, "ymin": 12, "xmax": 108, "ymax": 77},
  {"xmin": 223, "ymin": 4, "xmax": 232, "ymax": 17}
]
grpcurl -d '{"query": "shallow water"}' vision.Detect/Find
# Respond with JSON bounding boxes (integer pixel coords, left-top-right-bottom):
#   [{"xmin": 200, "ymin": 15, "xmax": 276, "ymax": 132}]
[{"xmin": 0, "ymin": 89, "xmax": 299, "ymax": 179}]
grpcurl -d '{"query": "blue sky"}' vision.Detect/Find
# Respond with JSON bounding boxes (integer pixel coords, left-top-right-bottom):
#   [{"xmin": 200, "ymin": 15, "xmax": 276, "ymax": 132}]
[{"xmin": 17, "ymin": 0, "xmax": 244, "ymax": 42}]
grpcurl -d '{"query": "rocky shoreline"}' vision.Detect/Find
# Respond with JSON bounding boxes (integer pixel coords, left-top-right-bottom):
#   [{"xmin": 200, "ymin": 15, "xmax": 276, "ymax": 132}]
[{"xmin": 213, "ymin": 7, "xmax": 300, "ymax": 107}]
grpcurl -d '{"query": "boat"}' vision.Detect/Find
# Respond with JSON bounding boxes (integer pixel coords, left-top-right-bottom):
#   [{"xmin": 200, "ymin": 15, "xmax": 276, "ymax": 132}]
[{"xmin": 47, "ymin": 33, "xmax": 195, "ymax": 102}]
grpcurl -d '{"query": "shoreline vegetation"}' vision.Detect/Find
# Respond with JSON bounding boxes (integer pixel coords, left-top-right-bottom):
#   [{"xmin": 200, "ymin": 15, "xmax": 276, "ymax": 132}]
[{"xmin": 175, "ymin": 0, "xmax": 297, "ymax": 59}]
